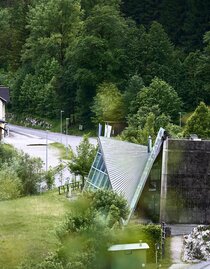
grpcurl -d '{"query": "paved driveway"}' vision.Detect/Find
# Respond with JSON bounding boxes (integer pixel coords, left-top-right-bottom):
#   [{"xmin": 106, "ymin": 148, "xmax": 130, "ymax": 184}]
[
  {"xmin": 4, "ymin": 130, "xmax": 61, "ymax": 169},
  {"xmin": 8, "ymin": 124, "xmax": 97, "ymax": 151},
  {"xmin": 4, "ymin": 124, "xmax": 97, "ymax": 169}
]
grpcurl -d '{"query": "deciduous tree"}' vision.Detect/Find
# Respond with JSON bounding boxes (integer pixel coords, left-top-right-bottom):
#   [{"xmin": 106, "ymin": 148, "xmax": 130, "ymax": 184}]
[
  {"xmin": 92, "ymin": 82, "xmax": 125, "ymax": 123},
  {"xmin": 183, "ymin": 102, "xmax": 210, "ymax": 138},
  {"xmin": 136, "ymin": 77, "xmax": 182, "ymax": 120},
  {"xmin": 68, "ymin": 135, "xmax": 96, "ymax": 188}
]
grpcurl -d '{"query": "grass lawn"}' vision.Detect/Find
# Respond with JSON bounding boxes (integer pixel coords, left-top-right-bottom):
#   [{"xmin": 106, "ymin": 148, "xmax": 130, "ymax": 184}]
[
  {"xmin": 50, "ymin": 142, "xmax": 71, "ymax": 160},
  {"xmin": 0, "ymin": 191, "xmax": 71, "ymax": 269},
  {"xmin": 161, "ymin": 237, "xmax": 172, "ymax": 268}
]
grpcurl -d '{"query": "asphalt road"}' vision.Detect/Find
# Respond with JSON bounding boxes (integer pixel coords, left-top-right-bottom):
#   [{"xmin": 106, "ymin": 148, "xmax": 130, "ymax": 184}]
[
  {"xmin": 169, "ymin": 262, "xmax": 210, "ymax": 269},
  {"xmin": 4, "ymin": 124, "xmax": 97, "ymax": 170},
  {"xmin": 8, "ymin": 124, "xmax": 97, "ymax": 152},
  {"xmin": 189, "ymin": 262, "xmax": 210, "ymax": 269}
]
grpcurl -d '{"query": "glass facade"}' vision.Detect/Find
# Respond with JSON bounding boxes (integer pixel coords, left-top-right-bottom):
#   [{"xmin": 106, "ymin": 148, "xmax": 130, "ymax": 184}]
[{"xmin": 85, "ymin": 150, "xmax": 111, "ymax": 190}]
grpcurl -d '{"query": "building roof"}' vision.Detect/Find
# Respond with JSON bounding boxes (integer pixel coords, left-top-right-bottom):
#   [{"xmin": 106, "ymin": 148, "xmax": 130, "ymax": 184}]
[
  {"xmin": 0, "ymin": 86, "xmax": 10, "ymax": 103},
  {"xmin": 99, "ymin": 137, "xmax": 149, "ymax": 205},
  {"xmin": 127, "ymin": 128, "xmax": 166, "ymax": 222}
]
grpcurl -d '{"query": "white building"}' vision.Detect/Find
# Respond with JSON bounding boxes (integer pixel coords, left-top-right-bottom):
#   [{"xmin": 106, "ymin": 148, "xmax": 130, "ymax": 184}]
[{"xmin": 0, "ymin": 86, "xmax": 9, "ymax": 140}]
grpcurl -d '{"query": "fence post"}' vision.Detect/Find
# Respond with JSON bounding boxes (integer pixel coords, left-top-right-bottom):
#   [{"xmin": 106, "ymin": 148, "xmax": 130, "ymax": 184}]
[{"xmin": 161, "ymin": 222, "xmax": 166, "ymax": 257}]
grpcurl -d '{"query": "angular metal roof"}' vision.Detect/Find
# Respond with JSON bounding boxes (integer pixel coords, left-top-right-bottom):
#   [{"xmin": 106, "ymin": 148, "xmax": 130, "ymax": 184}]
[
  {"xmin": 127, "ymin": 128, "xmax": 166, "ymax": 222},
  {"xmin": 99, "ymin": 137, "xmax": 149, "ymax": 205}
]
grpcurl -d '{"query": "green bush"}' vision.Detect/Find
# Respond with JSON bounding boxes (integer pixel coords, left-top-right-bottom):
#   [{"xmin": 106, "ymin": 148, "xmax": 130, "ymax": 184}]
[
  {"xmin": 14, "ymin": 153, "xmax": 43, "ymax": 195},
  {"xmin": 0, "ymin": 144, "xmax": 44, "ymax": 197},
  {"xmin": 0, "ymin": 164, "xmax": 22, "ymax": 200},
  {"xmin": 89, "ymin": 189, "xmax": 129, "ymax": 227},
  {"xmin": 0, "ymin": 144, "xmax": 17, "ymax": 165},
  {"xmin": 56, "ymin": 190, "xmax": 129, "ymax": 269},
  {"xmin": 43, "ymin": 168, "xmax": 55, "ymax": 190},
  {"xmin": 57, "ymin": 197, "xmax": 96, "ymax": 238}
]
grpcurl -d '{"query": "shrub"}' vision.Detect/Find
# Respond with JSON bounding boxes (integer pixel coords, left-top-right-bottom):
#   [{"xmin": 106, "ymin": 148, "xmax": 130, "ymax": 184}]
[
  {"xmin": 0, "ymin": 164, "xmax": 22, "ymax": 200},
  {"xmin": 43, "ymin": 168, "xmax": 55, "ymax": 190},
  {"xmin": 90, "ymin": 189, "xmax": 129, "ymax": 224},
  {"xmin": 56, "ymin": 190, "xmax": 129, "ymax": 269},
  {"xmin": 0, "ymin": 144, "xmax": 44, "ymax": 197},
  {"xmin": 0, "ymin": 144, "xmax": 17, "ymax": 165},
  {"xmin": 10, "ymin": 153, "xmax": 43, "ymax": 195}
]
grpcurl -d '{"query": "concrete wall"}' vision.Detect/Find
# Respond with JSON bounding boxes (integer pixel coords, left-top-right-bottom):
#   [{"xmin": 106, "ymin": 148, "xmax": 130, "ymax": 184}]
[{"xmin": 161, "ymin": 139, "xmax": 210, "ymax": 224}]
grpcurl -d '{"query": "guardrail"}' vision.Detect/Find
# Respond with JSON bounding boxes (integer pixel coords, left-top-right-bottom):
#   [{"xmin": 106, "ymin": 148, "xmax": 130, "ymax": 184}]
[{"xmin": 58, "ymin": 181, "xmax": 82, "ymax": 195}]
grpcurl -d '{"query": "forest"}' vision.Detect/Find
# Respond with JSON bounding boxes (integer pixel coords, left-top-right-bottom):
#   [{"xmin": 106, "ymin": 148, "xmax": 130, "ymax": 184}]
[{"xmin": 0, "ymin": 0, "xmax": 210, "ymax": 139}]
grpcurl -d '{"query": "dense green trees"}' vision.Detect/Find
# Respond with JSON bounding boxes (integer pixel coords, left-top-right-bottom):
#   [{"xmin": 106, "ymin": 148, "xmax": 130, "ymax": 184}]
[
  {"xmin": 68, "ymin": 3, "xmax": 129, "ymax": 123},
  {"xmin": 135, "ymin": 77, "xmax": 182, "ymax": 120},
  {"xmin": 10, "ymin": 0, "xmax": 82, "ymax": 118},
  {"xmin": 0, "ymin": 8, "xmax": 11, "ymax": 70},
  {"xmin": 141, "ymin": 22, "xmax": 176, "ymax": 84},
  {"xmin": 197, "ymin": 31, "xmax": 210, "ymax": 105},
  {"xmin": 121, "ymin": 78, "xmax": 181, "ymax": 144},
  {"xmin": 0, "ymin": 0, "xmax": 209, "ymax": 134},
  {"xmin": 122, "ymin": 0, "xmax": 210, "ymax": 52}
]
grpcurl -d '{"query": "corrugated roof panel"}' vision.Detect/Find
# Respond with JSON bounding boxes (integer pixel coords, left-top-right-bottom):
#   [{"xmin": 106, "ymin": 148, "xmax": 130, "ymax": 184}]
[{"xmin": 99, "ymin": 137, "xmax": 149, "ymax": 205}]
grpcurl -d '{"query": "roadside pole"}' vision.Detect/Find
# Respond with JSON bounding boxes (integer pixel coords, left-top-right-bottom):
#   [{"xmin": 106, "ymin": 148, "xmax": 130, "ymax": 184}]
[
  {"xmin": 46, "ymin": 130, "xmax": 48, "ymax": 171},
  {"xmin": 66, "ymin": 118, "xmax": 69, "ymax": 158}
]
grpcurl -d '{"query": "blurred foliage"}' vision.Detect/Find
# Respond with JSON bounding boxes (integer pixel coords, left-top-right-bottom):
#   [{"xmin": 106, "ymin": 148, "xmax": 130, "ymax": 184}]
[
  {"xmin": 16, "ymin": 189, "xmax": 161, "ymax": 268},
  {"xmin": 55, "ymin": 190, "xmax": 129, "ymax": 268}
]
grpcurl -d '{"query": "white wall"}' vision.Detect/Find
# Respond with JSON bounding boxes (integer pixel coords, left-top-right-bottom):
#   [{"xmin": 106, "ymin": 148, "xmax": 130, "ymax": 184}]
[
  {"xmin": 0, "ymin": 99, "xmax": 6, "ymax": 139},
  {"xmin": 0, "ymin": 99, "xmax": 5, "ymax": 120}
]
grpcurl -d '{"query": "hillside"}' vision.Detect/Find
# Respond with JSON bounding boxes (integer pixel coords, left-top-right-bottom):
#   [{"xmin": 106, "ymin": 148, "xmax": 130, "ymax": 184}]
[{"xmin": 0, "ymin": 0, "xmax": 209, "ymax": 137}]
